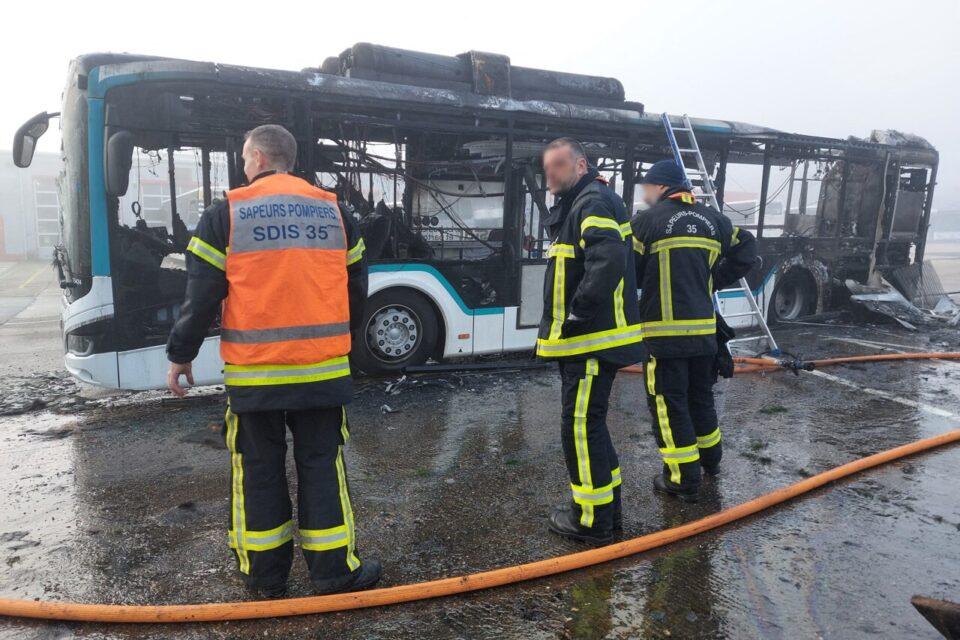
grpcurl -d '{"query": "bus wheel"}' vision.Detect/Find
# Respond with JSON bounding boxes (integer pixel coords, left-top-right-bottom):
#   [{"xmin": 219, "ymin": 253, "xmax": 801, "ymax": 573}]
[
  {"xmin": 769, "ymin": 270, "xmax": 816, "ymax": 323},
  {"xmin": 352, "ymin": 290, "xmax": 440, "ymax": 375}
]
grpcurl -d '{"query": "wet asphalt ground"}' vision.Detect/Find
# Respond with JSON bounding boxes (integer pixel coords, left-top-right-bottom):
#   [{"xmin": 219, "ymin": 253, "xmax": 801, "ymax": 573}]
[
  {"xmin": 1, "ymin": 265, "xmax": 960, "ymax": 639},
  {"xmin": 1, "ymin": 324, "xmax": 959, "ymax": 639}
]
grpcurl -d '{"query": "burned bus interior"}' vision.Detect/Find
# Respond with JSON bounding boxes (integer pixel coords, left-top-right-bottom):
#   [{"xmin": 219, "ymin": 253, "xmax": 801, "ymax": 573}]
[{"xmin": 92, "ymin": 44, "xmax": 938, "ymax": 351}]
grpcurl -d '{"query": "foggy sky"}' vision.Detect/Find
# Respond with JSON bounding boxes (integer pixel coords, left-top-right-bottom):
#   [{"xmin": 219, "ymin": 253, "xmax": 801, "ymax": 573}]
[{"xmin": 2, "ymin": 0, "xmax": 957, "ymax": 209}]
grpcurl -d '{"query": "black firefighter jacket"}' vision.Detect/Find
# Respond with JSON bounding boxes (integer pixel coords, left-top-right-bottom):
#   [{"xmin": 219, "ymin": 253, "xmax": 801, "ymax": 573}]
[
  {"xmin": 536, "ymin": 171, "xmax": 644, "ymax": 367},
  {"xmin": 631, "ymin": 187, "xmax": 757, "ymax": 359}
]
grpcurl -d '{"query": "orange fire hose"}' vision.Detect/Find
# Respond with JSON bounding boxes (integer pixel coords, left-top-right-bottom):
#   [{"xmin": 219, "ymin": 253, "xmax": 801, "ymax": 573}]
[
  {"xmin": 623, "ymin": 351, "xmax": 960, "ymax": 375},
  {"xmin": 1, "ymin": 427, "xmax": 958, "ymax": 623}
]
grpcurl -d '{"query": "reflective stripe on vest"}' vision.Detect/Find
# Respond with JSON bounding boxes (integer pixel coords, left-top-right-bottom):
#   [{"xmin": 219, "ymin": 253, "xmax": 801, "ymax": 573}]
[
  {"xmin": 221, "ymin": 174, "xmax": 351, "ymax": 370},
  {"xmin": 223, "ymin": 356, "xmax": 351, "ymax": 386}
]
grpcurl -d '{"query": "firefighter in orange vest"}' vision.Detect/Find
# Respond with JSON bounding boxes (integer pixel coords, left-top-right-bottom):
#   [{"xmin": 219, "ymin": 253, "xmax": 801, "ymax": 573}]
[{"xmin": 166, "ymin": 124, "xmax": 378, "ymax": 598}]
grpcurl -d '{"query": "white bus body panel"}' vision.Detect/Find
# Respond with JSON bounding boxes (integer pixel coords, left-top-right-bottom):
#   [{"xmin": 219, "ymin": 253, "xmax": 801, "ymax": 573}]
[
  {"xmin": 118, "ymin": 336, "xmax": 224, "ymax": 391},
  {"xmin": 368, "ymin": 267, "xmax": 477, "ymax": 359}
]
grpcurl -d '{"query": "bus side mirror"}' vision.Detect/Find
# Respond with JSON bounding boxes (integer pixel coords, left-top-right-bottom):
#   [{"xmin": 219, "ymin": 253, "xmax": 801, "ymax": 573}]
[
  {"xmin": 105, "ymin": 130, "xmax": 134, "ymax": 197},
  {"xmin": 13, "ymin": 111, "xmax": 57, "ymax": 168}
]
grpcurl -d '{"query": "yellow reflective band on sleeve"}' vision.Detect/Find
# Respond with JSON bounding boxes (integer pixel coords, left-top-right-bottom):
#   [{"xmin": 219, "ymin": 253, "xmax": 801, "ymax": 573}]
[
  {"xmin": 229, "ymin": 520, "xmax": 294, "ymax": 552},
  {"xmin": 697, "ymin": 427, "xmax": 722, "ymax": 449},
  {"xmin": 613, "ymin": 278, "xmax": 626, "ymax": 328},
  {"xmin": 632, "ymin": 237, "xmax": 645, "ymax": 254},
  {"xmin": 580, "ymin": 215, "xmax": 622, "ymax": 235},
  {"xmin": 187, "ymin": 236, "xmax": 227, "ymax": 271},
  {"xmin": 658, "ymin": 250, "xmax": 673, "ymax": 321},
  {"xmin": 611, "ymin": 466, "xmax": 622, "ymax": 488},
  {"xmin": 731, "ymin": 226, "xmax": 741, "ymax": 247},
  {"xmin": 346, "ymin": 238, "xmax": 366, "ymax": 266},
  {"xmin": 536, "ymin": 324, "xmax": 643, "ymax": 358},
  {"xmin": 641, "ymin": 317, "xmax": 716, "ymax": 338},
  {"xmin": 223, "ymin": 356, "xmax": 351, "ymax": 386},
  {"xmin": 650, "ymin": 236, "xmax": 721, "ymax": 253},
  {"xmin": 659, "ymin": 444, "xmax": 701, "ymax": 464},
  {"xmin": 620, "ymin": 222, "xmax": 633, "ymax": 237}
]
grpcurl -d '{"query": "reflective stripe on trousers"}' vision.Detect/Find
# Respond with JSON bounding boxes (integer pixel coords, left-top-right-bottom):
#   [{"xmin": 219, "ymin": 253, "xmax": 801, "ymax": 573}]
[
  {"xmin": 225, "ymin": 405, "xmax": 251, "ymax": 573},
  {"xmin": 645, "ymin": 357, "xmax": 701, "ymax": 484}
]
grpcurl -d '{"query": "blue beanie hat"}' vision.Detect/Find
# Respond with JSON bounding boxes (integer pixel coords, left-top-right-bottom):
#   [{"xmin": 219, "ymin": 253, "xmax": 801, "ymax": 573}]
[{"xmin": 641, "ymin": 160, "xmax": 687, "ymax": 188}]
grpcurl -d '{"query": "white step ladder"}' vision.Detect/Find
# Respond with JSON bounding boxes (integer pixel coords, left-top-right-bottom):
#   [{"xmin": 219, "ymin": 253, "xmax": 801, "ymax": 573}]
[{"xmin": 660, "ymin": 113, "xmax": 781, "ymax": 356}]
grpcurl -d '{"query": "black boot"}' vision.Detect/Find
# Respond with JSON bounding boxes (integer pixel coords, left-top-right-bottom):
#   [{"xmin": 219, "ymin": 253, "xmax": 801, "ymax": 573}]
[
  {"xmin": 548, "ymin": 505, "xmax": 612, "ymax": 545},
  {"xmin": 312, "ymin": 558, "xmax": 383, "ymax": 595},
  {"xmin": 246, "ymin": 582, "xmax": 288, "ymax": 600},
  {"xmin": 652, "ymin": 474, "xmax": 699, "ymax": 503}
]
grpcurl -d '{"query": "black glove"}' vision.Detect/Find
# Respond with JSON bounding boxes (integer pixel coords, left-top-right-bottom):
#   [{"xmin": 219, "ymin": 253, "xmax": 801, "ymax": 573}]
[{"xmin": 714, "ymin": 315, "xmax": 736, "ymax": 379}]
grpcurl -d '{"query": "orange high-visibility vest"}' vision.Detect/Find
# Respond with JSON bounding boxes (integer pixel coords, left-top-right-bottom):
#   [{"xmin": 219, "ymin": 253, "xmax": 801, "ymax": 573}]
[{"xmin": 220, "ymin": 173, "xmax": 351, "ymax": 382}]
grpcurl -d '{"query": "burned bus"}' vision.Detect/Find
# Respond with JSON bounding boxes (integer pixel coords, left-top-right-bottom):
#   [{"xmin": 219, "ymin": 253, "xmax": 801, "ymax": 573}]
[{"xmin": 12, "ymin": 44, "xmax": 938, "ymax": 388}]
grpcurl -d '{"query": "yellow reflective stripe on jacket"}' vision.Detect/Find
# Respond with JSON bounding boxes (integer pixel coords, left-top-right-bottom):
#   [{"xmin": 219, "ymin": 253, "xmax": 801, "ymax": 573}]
[
  {"xmin": 187, "ymin": 236, "xmax": 226, "ymax": 271},
  {"xmin": 223, "ymin": 356, "xmax": 351, "ymax": 386},
  {"xmin": 536, "ymin": 323, "xmax": 643, "ymax": 358},
  {"xmin": 697, "ymin": 427, "xmax": 722, "ymax": 449},
  {"xmin": 619, "ymin": 222, "xmax": 632, "ymax": 237},
  {"xmin": 547, "ymin": 243, "xmax": 576, "ymax": 259},
  {"xmin": 641, "ymin": 317, "xmax": 716, "ymax": 338},
  {"xmin": 611, "ymin": 466, "xmax": 622, "ymax": 488},
  {"xmin": 346, "ymin": 238, "xmax": 366, "ymax": 266},
  {"xmin": 229, "ymin": 520, "xmax": 294, "ymax": 552},
  {"xmin": 632, "ymin": 237, "xmax": 645, "ymax": 254},
  {"xmin": 547, "ymin": 244, "xmax": 574, "ymax": 339},
  {"xmin": 658, "ymin": 250, "xmax": 673, "ymax": 321},
  {"xmin": 613, "ymin": 279, "xmax": 626, "ymax": 328},
  {"xmin": 731, "ymin": 226, "xmax": 741, "ymax": 247},
  {"xmin": 300, "ymin": 524, "xmax": 350, "ymax": 552},
  {"xmin": 650, "ymin": 236, "xmax": 721, "ymax": 253}
]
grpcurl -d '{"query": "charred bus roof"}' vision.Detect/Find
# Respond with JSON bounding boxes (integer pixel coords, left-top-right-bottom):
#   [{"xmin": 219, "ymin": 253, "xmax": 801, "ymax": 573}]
[{"xmin": 72, "ymin": 46, "xmax": 938, "ymax": 166}]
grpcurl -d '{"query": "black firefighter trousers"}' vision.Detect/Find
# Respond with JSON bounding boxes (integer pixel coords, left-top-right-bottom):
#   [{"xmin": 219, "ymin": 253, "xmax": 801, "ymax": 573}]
[
  {"xmin": 643, "ymin": 355, "xmax": 722, "ymax": 490},
  {"xmin": 559, "ymin": 358, "xmax": 622, "ymax": 532},
  {"xmin": 224, "ymin": 404, "xmax": 362, "ymax": 588}
]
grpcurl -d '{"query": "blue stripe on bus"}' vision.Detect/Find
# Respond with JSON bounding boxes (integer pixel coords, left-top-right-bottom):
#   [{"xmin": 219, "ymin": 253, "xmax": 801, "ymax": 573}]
[
  {"xmin": 87, "ymin": 68, "xmax": 111, "ymax": 277},
  {"xmin": 370, "ymin": 264, "xmax": 504, "ymax": 317}
]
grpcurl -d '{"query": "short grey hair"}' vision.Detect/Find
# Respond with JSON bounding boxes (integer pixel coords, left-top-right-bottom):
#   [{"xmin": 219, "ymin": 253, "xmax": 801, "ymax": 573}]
[
  {"xmin": 244, "ymin": 124, "xmax": 298, "ymax": 171},
  {"xmin": 544, "ymin": 137, "xmax": 587, "ymax": 162}
]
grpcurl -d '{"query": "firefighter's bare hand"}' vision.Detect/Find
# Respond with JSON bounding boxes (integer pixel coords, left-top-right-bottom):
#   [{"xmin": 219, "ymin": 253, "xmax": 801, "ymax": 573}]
[{"xmin": 168, "ymin": 362, "xmax": 194, "ymax": 397}]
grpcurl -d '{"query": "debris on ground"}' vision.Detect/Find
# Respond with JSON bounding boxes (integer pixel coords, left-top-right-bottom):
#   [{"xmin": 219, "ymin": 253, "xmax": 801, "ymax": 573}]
[
  {"xmin": 1, "ymin": 373, "xmax": 84, "ymax": 416},
  {"xmin": 845, "ymin": 278, "xmax": 960, "ymax": 329}
]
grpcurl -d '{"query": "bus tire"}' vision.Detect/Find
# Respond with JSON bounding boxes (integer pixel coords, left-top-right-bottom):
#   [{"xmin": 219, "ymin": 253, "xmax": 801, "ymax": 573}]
[
  {"xmin": 351, "ymin": 289, "xmax": 440, "ymax": 375},
  {"xmin": 768, "ymin": 269, "xmax": 817, "ymax": 324}
]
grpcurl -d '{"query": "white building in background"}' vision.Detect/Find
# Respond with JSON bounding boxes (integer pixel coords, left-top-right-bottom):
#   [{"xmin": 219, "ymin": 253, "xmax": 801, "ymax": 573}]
[
  {"xmin": 0, "ymin": 149, "xmax": 224, "ymax": 260},
  {"xmin": 0, "ymin": 151, "xmax": 62, "ymax": 259}
]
